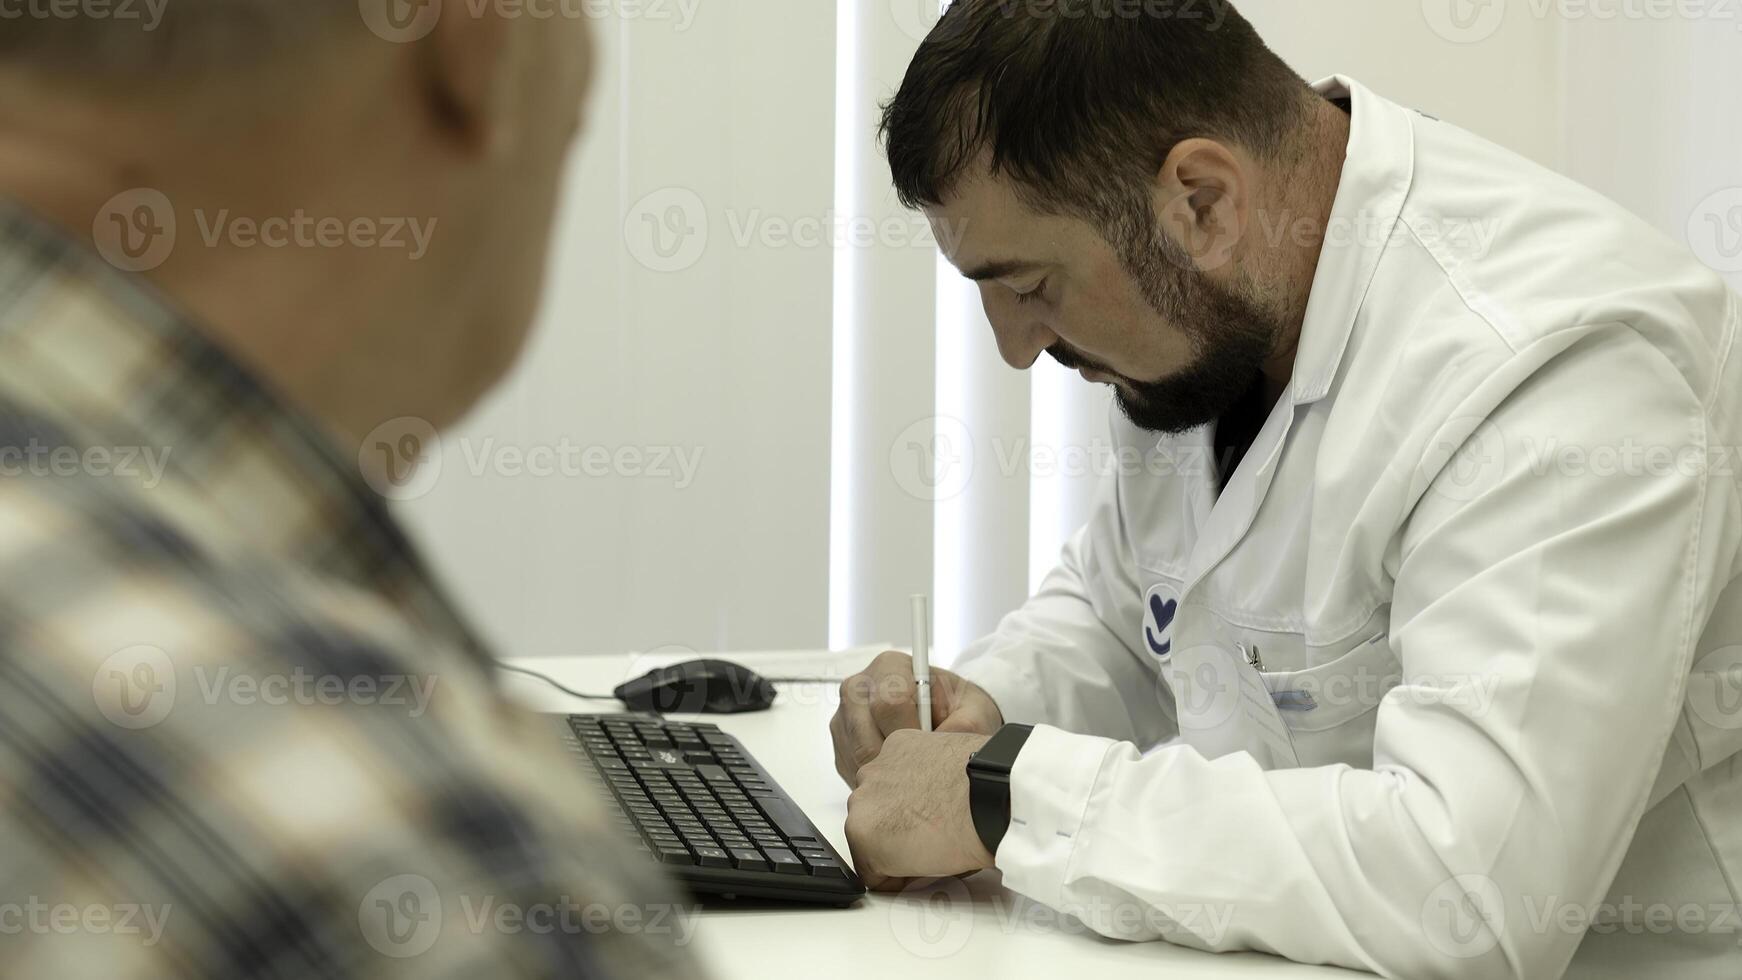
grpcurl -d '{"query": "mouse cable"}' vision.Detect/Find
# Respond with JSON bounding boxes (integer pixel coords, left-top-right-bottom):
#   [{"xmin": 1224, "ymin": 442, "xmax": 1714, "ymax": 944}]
[
  {"xmin": 497, "ymin": 662, "xmax": 843, "ymax": 700},
  {"xmin": 495, "ymin": 662, "xmax": 620, "ymax": 701}
]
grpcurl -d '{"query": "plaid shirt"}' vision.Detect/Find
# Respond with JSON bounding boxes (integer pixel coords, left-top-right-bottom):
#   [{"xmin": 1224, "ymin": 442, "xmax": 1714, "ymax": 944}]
[{"xmin": 0, "ymin": 200, "xmax": 702, "ymax": 980}]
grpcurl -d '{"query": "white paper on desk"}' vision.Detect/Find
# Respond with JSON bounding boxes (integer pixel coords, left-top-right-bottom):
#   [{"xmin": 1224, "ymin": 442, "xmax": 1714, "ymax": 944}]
[{"xmin": 1168, "ymin": 643, "xmax": 1300, "ymax": 770}]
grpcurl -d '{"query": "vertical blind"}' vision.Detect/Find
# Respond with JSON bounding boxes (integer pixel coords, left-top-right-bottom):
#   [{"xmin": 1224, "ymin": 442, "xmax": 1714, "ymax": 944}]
[{"xmin": 830, "ymin": 0, "xmax": 1109, "ymax": 662}]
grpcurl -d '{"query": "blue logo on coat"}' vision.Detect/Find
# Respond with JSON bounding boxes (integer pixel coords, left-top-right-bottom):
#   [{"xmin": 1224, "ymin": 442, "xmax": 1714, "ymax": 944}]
[{"xmin": 1143, "ymin": 585, "xmax": 1178, "ymax": 660}]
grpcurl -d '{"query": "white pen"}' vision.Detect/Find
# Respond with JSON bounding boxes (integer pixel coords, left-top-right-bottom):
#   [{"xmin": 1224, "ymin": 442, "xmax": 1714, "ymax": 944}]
[{"xmin": 910, "ymin": 594, "xmax": 932, "ymax": 732}]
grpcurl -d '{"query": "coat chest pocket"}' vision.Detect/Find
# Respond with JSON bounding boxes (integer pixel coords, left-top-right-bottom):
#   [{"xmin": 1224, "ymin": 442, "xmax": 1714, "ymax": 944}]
[{"xmin": 1192, "ymin": 606, "xmax": 1401, "ymax": 768}]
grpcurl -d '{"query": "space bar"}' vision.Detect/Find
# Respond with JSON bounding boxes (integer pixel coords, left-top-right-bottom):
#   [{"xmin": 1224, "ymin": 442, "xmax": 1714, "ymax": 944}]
[{"xmin": 755, "ymin": 795, "xmax": 818, "ymax": 838}]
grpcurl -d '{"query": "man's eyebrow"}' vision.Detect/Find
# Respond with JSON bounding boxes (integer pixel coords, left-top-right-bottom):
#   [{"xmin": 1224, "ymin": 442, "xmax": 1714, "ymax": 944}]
[{"xmin": 960, "ymin": 259, "xmax": 1042, "ymax": 282}]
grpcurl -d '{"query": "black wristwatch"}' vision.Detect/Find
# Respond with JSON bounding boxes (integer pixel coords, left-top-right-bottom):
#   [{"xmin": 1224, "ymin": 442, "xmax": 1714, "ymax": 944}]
[{"xmin": 965, "ymin": 723, "xmax": 1035, "ymax": 858}]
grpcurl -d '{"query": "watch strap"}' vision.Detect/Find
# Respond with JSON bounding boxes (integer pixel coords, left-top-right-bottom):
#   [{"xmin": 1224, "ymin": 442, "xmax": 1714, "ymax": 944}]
[{"xmin": 966, "ymin": 723, "xmax": 1034, "ymax": 857}]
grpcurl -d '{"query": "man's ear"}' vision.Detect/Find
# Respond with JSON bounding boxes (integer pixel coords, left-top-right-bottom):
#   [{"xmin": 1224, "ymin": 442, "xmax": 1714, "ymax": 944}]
[
  {"xmin": 419, "ymin": 0, "xmax": 515, "ymax": 156},
  {"xmin": 1153, "ymin": 138, "xmax": 1249, "ymax": 273}
]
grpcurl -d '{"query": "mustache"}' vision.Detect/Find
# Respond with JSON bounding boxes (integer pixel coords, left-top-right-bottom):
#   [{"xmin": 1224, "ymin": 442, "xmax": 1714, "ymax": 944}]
[{"xmin": 1046, "ymin": 343, "xmax": 1119, "ymax": 379}]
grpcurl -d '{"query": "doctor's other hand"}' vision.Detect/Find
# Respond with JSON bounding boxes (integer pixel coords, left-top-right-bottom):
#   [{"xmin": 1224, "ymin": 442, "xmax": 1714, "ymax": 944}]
[
  {"xmin": 845, "ymin": 729, "xmax": 995, "ymax": 891},
  {"xmin": 830, "ymin": 650, "xmax": 1004, "ymax": 788}
]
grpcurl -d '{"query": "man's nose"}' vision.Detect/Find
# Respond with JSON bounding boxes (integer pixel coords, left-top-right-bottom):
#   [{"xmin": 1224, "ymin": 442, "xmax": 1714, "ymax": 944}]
[{"xmin": 987, "ymin": 312, "xmax": 1058, "ymax": 371}]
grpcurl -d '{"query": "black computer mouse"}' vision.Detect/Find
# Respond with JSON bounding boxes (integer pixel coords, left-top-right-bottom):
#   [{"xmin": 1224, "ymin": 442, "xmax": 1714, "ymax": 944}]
[{"xmin": 612, "ymin": 659, "xmax": 778, "ymax": 714}]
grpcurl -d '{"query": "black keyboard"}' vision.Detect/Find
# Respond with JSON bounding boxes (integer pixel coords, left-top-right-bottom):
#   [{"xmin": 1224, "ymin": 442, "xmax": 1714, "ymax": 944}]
[{"xmin": 558, "ymin": 714, "xmax": 865, "ymax": 906}]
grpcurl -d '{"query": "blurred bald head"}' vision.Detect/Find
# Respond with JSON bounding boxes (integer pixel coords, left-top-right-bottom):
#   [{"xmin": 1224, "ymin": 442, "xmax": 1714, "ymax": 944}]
[
  {"xmin": 0, "ymin": 0, "xmax": 597, "ymax": 467},
  {"xmin": 0, "ymin": 0, "xmax": 360, "ymax": 80}
]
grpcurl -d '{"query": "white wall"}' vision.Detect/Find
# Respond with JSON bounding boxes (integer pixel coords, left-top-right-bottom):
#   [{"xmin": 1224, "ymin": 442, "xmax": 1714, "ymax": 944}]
[
  {"xmin": 1561, "ymin": 14, "xmax": 1742, "ymax": 291},
  {"xmin": 1242, "ymin": 0, "xmax": 1565, "ymax": 170},
  {"xmin": 398, "ymin": 1, "xmax": 1713, "ymax": 662},
  {"xmin": 398, "ymin": 5, "xmax": 836, "ymax": 658}
]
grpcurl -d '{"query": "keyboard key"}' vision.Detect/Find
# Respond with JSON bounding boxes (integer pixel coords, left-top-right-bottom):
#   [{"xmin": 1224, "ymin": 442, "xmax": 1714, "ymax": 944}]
[
  {"xmin": 729, "ymin": 848, "xmax": 770, "ymax": 872},
  {"xmin": 651, "ymin": 842, "xmax": 694, "ymax": 865},
  {"xmin": 756, "ymin": 796, "xmax": 818, "ymax": 839},
  {"xmin": 764, "ymin": 848, "xmax": 807, "ymax": 875}
]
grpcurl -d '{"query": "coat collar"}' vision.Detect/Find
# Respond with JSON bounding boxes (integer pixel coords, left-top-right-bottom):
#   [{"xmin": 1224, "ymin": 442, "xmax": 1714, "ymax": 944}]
[{"xmin": 1289, "ymin": 76, "xmax": 1418, "ymax": 406}]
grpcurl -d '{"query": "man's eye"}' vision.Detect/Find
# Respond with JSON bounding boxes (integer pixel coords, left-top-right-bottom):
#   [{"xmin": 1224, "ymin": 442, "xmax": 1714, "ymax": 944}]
[{"xmin": 1014, "ymin": 279, "xmax": 1048, "ymax": 306}]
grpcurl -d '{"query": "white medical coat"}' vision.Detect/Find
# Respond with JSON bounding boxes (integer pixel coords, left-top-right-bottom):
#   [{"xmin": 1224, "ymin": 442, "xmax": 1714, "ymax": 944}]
[{"xmin": 955, "ymin": 76, "xmax": 1742, "ymax": 979}]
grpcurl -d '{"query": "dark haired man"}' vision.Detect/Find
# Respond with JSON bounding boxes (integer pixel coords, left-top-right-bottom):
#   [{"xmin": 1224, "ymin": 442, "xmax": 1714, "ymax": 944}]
[{"xmin": 831, "ymin": 3, "xmax": 1742, "ymax": 977}]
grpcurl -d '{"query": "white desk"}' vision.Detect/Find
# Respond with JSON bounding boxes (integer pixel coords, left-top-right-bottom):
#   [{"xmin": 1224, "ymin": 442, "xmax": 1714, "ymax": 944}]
[{"xmin": 503, "ymin": 650, "xmax": 1358, "ymax": 980}]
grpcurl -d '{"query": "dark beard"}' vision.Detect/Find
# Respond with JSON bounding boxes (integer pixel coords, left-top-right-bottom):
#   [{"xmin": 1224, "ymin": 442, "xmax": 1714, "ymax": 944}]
[{"xmin": 1050, "ymin": 217, "xmax": 1283, "ymax": 435}]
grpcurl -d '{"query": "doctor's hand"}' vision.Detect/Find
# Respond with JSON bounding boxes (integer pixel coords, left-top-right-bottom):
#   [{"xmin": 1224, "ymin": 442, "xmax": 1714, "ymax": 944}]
[
  {"xmin": 830, "ymin": 650, "xmax": 1004, "ymax": 787},
  {"xmin": 845, "ymin": 729, "xmax": 995, "ymax": 891}
]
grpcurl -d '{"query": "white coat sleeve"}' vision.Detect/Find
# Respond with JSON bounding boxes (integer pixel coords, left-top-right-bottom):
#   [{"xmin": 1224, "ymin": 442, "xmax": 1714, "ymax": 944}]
[
  {"xmin": 990, "ymin": 325, "xmax": 1738, "ymax": 979},
  {"xmin": 952, "ymin": 431, "xmax": 1179, "ymax": 749}
]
